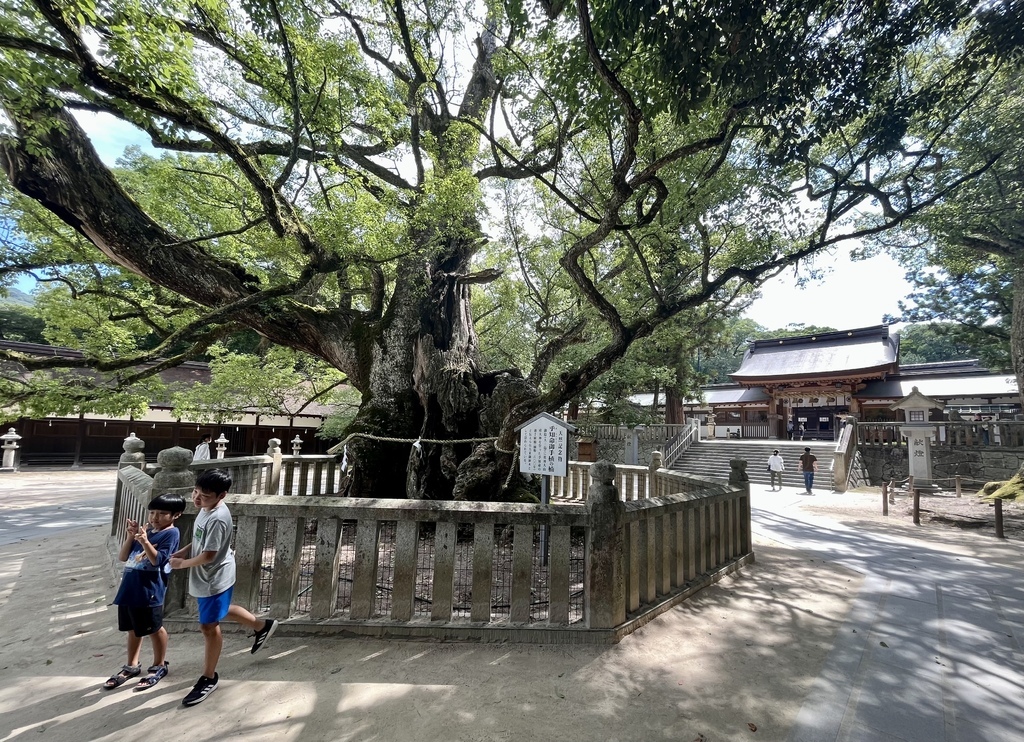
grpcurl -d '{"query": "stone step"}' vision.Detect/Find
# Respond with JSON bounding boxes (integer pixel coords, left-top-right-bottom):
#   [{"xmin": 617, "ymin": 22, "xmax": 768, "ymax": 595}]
[{"xmin": 670, "ymin": 441, "xmax": 834, "ymax": 486}]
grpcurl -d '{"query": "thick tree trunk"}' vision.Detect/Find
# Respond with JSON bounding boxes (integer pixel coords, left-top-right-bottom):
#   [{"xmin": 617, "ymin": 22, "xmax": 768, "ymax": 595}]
[
  {"xmin": 664, "ymin": 388, "xmax": 685, "ymax": 425},
  {"xmin": 343, "ymin": 232, "xmax": 537, "ymax": 500}
]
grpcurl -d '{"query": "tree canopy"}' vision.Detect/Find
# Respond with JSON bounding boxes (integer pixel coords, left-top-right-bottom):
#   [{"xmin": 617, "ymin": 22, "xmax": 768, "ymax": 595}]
[{"xmin": 2, "ymin": 0, "xmax": 1022, "ymax": 499}]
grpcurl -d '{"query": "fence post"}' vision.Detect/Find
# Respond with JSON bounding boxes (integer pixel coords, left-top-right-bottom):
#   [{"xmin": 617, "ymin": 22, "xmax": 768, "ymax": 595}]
[
  {"xmin": 995, "ymin": 498, "xmax": 1005, "ymax": 539},
  {"xmin": 912, "ymin": 488, "xmax": 921, "ymax": 526},
  {"xmin": 265, "ymin": 438, "xmax": 282, "ymax": 495},
  {"xmin": 649, "ymin": 450, "xmax": 663, "ymax": 499},
  {"xmin": 112, "ymin": 433, "xmax": 147, "ymax": 535},
  {"xmin": 881, "ymin": 481, "xmax": 888, "ymax": 517},
  {"xmin": 585, "ymin": 460, "xmax": 626, "ymax": 629},
  {"xmin": 955, "ymin": 475, "xmax": 962, "ymax": 498}
]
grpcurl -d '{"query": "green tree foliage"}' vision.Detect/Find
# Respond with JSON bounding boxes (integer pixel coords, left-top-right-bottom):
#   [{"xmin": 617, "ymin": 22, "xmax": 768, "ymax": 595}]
[
  {"xmin": 897, "ymin": 322, "xmax": 992, "ymax": 366},
  {"xmin": 893, "ymin": 264, "xmax": 1012, "ymax": 369},
  {"xmin": 867, "ymin": 66, "xmax": 1023, "ymax": 384},
  {"xmin": 0, "ymin": 302, "xmax": 45, "ymax": 342},
  {"xmin": 1, "ymin": 1, "xmax": 1021, "ymax": 498}
]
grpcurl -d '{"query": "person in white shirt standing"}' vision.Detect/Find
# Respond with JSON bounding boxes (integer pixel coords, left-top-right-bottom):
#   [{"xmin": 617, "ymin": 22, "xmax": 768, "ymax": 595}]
[
  {"xmin": 194, "ymin": 434, "xmax": 212, "ymax": 461},
  {"xmin": 767, "ymin": 449, "xmax": 785, "ymax": 491}
]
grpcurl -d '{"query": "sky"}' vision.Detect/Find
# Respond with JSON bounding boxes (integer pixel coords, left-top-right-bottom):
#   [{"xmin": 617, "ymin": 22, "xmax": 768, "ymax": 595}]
[
  {"xmin": 745, "ymin": 252, "xmax": 911, "ymax": 332},
  {"xmin": 18, "ymin": 112, "xmax": 915, "ymax": 331}
]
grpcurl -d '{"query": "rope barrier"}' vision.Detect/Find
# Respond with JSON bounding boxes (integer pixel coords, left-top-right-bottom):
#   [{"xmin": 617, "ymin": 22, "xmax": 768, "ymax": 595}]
[{"xmin": 328, "ymin": 431, "xmax": 498, "ymax": 455}]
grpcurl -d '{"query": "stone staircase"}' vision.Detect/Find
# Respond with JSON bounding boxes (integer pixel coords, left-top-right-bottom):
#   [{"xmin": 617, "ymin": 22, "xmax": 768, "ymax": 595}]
[{"xmin": 670, "ymin": 440, "xmax": 836, "ymax": 490}]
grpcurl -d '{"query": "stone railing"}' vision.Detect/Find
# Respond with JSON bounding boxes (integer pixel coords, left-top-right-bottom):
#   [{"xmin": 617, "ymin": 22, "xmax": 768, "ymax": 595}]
[
  {"xmin": 117, "ymin": 434, "xmax": 345, "ymax": 497},
  {"xmin": 858, "ymin": 421, "xmax": 1024, "ymax": 449},
  {"xmin": 552, "ymin": 452, "xmax": 727, "ymax": 503},
  {"xmin": 113, "ymin": 453, "xmax": 752, "ymax": 644}
]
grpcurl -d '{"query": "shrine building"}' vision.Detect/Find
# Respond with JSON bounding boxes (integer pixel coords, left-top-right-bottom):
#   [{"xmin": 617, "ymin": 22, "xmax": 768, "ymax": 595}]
[{"xmin": 685, "ymin": 325, "xmax": 1020, "ymax": 440}]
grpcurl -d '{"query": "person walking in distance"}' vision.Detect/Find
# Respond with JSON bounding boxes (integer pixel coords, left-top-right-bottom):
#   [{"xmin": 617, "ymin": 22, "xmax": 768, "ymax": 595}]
[
  {"xmin": 767, "ymin": 449, "xmax": 785, "ymax": 491},
  {"xmin": 170, "ymin": 469, "xmax": 278, "ymax": 706},
  {"xmin": 193, "ymin": 433, "xmax": 212, "ymax": 461},
  {"xmin": 799, "ymin": 447, "xmax": 818, "ymax": 494}
]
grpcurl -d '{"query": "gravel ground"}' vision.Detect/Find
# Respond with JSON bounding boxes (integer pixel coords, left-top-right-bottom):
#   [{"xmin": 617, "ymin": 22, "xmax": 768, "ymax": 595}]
[{"xmin": 795, "ymin": 485, "xmax": 1024, "ymax": 543}]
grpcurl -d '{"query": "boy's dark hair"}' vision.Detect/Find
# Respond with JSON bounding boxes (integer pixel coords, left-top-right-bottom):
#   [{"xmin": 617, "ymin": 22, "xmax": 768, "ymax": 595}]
[
  {"xmin": 195, "ymin": 468, "xmax": 232, "ymax": 495},
  {"xmin": 149, "ymin": 493, "xmax": 187, "ymax": 514}
]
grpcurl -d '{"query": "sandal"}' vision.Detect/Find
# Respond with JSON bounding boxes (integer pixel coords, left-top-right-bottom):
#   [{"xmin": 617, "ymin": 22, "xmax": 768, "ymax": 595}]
[
  {"xmin": 135, "ymin": 662, "xmax": 169, "ymax": 690},
  {"xmin": 103, "ymin": 664, "xmax": 141, "ymax": 690}
]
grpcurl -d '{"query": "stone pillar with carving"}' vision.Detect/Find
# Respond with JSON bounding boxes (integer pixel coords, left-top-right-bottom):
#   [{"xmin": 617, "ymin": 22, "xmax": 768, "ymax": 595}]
[
  {"xmin": 585, "ymin": 460, "xmax": 626, "ymax": 629},
  {"xmin": 891, "ymin": 387, "xmax": 943, "ymax": 489}
]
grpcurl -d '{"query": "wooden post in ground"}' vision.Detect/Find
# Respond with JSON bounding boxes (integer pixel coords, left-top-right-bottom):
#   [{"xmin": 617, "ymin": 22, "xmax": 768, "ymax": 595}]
[
  {"xmin": 955, "ymin": 475, "xmax": 962, "ymax": 498},
  {"xmin": 882, "ymin": 482, "xmax": 888, "ymax": 516},
  {"xmin": 995, "ymin": 498, "xmax": 1005, "ymax": 539},
  {"xmin": 913, "ymin": 488, "xmax": 921, "ymax": 526}
]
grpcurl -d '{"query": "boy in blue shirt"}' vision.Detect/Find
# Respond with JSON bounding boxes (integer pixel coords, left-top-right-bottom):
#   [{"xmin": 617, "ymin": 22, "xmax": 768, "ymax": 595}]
[{"xmin": 104, "ymin": 493, "xmax": 186, "ymax": 690}]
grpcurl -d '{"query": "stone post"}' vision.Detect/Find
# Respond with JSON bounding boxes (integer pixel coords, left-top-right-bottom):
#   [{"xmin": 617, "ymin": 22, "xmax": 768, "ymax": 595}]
[
  {"xmin": 585, "ymin": 460, "xmax": 626, "ymax": 629},
  {"xmin": 112, "ymin": 433, "xmax": 146, "ymax": 535},
  {"xmin": 265, "ymin": 438, "xmax": 283, "ymax": 495},
  {"xmin": 728, "ymin": 458, "xmax": 749, "ymax": 485},
  {"xmin": 1, "ymin": 428, "xmax": 22, "ymax": 473},
  {"xmin": 214, "ymin": 433, "xmax": 229, "ymax": 459},
  {"xmin": 648, "ymin": 451, "xmax": 663, "ymax": 498},
  {"xmin": 153, "ymin": 446, "xmax": 198, "ymax": 614},
  {"xmin": 729, "ymin": 458, "xmax": 752, "ymax": 555}
]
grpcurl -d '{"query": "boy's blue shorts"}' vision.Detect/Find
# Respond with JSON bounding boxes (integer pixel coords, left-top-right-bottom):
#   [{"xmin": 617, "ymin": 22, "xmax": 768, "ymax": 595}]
[{"xmin": 197, "ymin": 587, "xmax": 233, "ymax": 624}]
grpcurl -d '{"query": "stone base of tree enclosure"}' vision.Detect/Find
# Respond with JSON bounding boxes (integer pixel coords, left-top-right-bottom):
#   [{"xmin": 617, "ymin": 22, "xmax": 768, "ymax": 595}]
[{"xmin": 112, "ymin": 451, "xmax": 752, "ymax": 644}]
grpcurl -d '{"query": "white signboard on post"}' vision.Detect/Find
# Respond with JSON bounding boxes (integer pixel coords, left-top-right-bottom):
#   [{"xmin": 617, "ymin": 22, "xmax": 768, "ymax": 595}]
[{"xmin": 515, "ymin": 412, "xmax": 574, "ymax": 478}]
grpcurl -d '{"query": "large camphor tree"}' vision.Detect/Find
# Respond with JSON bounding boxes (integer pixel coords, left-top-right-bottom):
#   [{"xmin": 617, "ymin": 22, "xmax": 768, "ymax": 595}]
[{"xmin": 1, "ymin": 0, "xmax": 1021, "ymax": 499}]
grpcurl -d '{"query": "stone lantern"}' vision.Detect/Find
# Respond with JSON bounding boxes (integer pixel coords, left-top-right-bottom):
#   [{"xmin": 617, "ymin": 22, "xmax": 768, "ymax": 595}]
[
  {"xmin": 1, "ymin": 428, "xmax": 22, "ymax": 472},
  {"xmin": 890, "ymin": 386, "xmax": 943, "ymax": 488},
  {"xmin": 291, "ymin": 434, "xmax": 304, "ymax": 456},
  {"xmin": 214, "ymin": 433, "xmax": 229, "ymax": 459}
]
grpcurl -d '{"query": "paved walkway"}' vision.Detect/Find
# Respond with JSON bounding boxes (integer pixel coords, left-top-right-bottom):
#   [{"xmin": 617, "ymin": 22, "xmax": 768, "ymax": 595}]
[
  {"xmin": 752, "ymin": 490, "xmax": 1024, "ymax": 742},
  {"xmin": 0, "ymin": 472, "xmax": 1020, "ymax": 741}
]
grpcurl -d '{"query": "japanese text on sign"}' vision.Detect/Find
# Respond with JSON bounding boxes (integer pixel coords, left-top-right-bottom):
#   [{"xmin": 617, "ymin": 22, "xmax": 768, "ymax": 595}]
[{"xmin": 519, "ymin": 422, "xmax": 568, "ymax": 477}]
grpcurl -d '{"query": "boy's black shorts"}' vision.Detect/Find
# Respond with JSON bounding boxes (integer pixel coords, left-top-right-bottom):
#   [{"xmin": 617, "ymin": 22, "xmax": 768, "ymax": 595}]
[{"xmin": 117, "ymin": 604, "xmax": 164, "ymax": 637}]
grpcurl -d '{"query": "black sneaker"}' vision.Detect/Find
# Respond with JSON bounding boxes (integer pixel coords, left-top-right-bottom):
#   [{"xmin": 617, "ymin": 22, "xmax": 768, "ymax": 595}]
[
  {"xmin": 250, "ymin": 618, "xmax": 278, "ymax": 654},
  {"xmin": 182, "ymin": 673, "xmax": 218, "ymax": 706}
]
